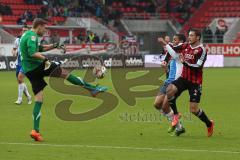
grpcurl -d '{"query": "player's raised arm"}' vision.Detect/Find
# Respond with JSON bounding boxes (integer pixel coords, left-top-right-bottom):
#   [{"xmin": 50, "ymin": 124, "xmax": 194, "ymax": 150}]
[
  {"xmin": 165, "ymin": 44, "xmax": 179, "ymax": 59},
  {"xmin": 39, "ymin": 43, "xmax": 66, "ymax": 53},
  {"xmin": 158, "ymin": 37, "xmax": 182, "ymax": 60}
]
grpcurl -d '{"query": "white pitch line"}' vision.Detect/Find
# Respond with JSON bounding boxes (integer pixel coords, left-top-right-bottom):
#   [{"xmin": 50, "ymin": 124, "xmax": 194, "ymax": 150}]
[{"xmin": 0, "ymin": 142, "xmax": 240, "ymax": 154}]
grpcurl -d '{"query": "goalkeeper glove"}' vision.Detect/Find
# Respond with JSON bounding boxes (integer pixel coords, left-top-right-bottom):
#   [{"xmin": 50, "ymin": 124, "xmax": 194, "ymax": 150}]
[
  {"xmin": 58, "ymin": 44, "xmax": 66, "ymax": 54},
  {"xmin": 53, "ymin": 42, "xmax": 59, "ymax": 48},
  {"xmin": 43, "ymin": 58, "xmax": 51, "ymax": 70}
]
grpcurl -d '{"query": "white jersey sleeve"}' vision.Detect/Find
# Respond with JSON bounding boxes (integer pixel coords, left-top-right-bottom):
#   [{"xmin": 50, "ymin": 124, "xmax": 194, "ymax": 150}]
[{"xmin": 14, "ymin": 38, "xmax": 20, "ymax": 49}]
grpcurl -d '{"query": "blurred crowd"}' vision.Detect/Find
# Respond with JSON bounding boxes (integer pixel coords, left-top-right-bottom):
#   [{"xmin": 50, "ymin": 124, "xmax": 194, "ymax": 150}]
[
  {"xmin": 202, "ymin": 25, "xmax": 228, "ymax": 43},
  {"xmin": 7, "ymin": 0, "xmax": 205, "ymax": 27},
  {"xmin": 64, "ymin": 31, "xmax": 111, "ymax": 44},
  {"xmin": 156, "ymin": 0, "xmax": 203, "ymax": 24},
  {"xmin": 39, "ymin": 30, "xmax": 111, "ymax": 45},
  {"xmin": 0, "ymin": 4, "xmax": 12, "ymax": 15},
  {"xmin": 17, "ymin": 0, "xmax": 121, "ymax": 27}
]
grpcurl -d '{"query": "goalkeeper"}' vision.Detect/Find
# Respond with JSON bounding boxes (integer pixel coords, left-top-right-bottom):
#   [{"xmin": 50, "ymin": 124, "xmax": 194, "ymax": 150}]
[{"xmin": 20, "ymin": 18, "xmax": 107, "ymax": 141}]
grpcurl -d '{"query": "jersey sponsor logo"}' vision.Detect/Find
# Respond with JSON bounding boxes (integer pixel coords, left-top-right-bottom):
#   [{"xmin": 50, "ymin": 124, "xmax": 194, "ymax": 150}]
[
  {"xmin": 185, "ymin": 53, "xmax": 194, "ymax": 60},
  {"xmin": 31, "ymin": 36, "xmax": 36, "ymax": 41}
]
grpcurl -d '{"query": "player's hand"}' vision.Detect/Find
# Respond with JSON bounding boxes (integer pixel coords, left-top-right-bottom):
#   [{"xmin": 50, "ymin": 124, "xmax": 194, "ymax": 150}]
[
  {"xmin": 158, "ymin": 37, "xmax": 167, "ymax": 45},
  {"xmin": 179, "ymin": 53, "xmax": 184, "ymax": 63},
  {"xmin": 43, "ymin": 58, "xmax": 51, "ymax": 70},
  {"xmin": 53, "ymin": 42, "xmax": 59, "ymax": 48},
  {"xmin": 161, "ymin": 61, "xmax": 168, "ymax": 73},
  {"xmin": 58, "ymin": 44, "xmax": 66, "ymax": 54},
  {"xmin": 160, "ymin": 61, "xmax": 167, "ymax": 67}
]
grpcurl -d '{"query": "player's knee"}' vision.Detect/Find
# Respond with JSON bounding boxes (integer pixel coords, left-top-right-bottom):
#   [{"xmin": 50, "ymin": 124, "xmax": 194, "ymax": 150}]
[
  {"xmin": 190, "ymin": 103, "xmax": 199, "ymax": 114},
  {"xmin": 162, "ymin": 105, "xmax": 170, "ymax": 113},
  {"xmin": 35, "ymin": 97, "xmax": 43, "ymax": 102},
  {"xmin": 153, "ymin": 102, "xmax": 162, "ymax": 110},
  {"xmin": 17, "ymin": 74, "xmax": 24, "ymax": 83},
  {"xmin": 18, "ymin": 78, "xmax": 24, "ymax": 83},
  {"xmin": 166, "ymin": 84, "xmax": 176, "ymax": 98},
  {"xmin": 162, "ymin": 101, "xmax": 170, "ymax": 113},
  {"xmin": 35, "ymin": 92, "xmax": 43, "ymax": 102}
]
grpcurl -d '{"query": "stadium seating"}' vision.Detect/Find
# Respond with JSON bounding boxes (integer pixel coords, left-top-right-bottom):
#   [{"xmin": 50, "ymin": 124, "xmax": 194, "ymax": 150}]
[
  {"xmin": 0, "ymin": 0, "xmax": 66, "ymax": 25},
  {"xmin": 233, "ymin": 32, "xmax": 240, "ymax": 43},
  {"xmin": 181, "ymin": 0, "xmax": 240, "ymax": 42},
  {"xmin": 112, "ymin": 0, "xmax": 155, "ymax": 20}
]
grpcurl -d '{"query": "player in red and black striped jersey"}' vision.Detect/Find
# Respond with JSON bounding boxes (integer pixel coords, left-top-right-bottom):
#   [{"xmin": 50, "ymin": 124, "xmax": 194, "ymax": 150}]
[{"xmin": 159, "ymin": 29, "xmax": 214, "ymax": 137}]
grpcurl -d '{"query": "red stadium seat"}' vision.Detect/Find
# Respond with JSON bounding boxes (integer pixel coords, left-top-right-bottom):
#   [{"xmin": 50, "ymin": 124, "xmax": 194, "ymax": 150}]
[
  {"xmin": 112, "ymin": 2, "xmax": 117, "ymax": 8},
  {"xmin": 1, "ymin": 21, "xmax": 17, "ymax": 25}
]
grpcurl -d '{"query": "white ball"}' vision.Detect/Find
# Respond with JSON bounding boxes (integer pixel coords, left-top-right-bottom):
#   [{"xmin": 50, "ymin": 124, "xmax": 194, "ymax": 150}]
[{"xmin": 93, "ymin": 65, "xmax": 107, "ymax": 79}]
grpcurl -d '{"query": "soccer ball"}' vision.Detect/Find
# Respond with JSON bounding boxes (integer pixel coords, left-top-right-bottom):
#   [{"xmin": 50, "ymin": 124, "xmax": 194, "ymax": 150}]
[{"xmin": 93, "ymin": 65, "xmax": 107, "ymax": 79}]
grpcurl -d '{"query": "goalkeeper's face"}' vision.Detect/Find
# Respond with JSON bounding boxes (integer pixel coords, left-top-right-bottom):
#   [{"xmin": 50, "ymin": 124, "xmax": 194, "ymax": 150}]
[{"xmin": 37, "ymin": 24, "xmax": 47, "ymax": 36}]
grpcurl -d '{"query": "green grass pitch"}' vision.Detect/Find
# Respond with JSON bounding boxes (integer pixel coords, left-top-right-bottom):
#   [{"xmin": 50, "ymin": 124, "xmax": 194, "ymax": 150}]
[{"xmin": 0, "ymin": 68, "xmax": 240, "ymax": 160}]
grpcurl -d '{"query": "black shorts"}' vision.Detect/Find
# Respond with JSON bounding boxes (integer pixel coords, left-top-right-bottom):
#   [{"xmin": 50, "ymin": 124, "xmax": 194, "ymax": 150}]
[
  {"xmin": 25, "ymin": 62, "xmax": 62, "ymax": 95},
  {"xmin": 172, "ymin": 77, "xmax": 202, "ymax": 103}
]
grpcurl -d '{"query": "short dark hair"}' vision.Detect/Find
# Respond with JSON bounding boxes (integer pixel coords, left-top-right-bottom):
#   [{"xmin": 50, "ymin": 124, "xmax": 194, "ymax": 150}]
[
  {"xmin": 176, "ymin": 34, "xmax": 186, "ymax": 43},
  {"xmin": 32, "ymin": 18, "xmax": 48, "ymax": 29},
  {"xmin": 22, "ymin": 24, "xmax": 29, "ymax": 29},
  {"xmin": 189, "ymin": 28, "xmax": 202, "ymax": 39}
]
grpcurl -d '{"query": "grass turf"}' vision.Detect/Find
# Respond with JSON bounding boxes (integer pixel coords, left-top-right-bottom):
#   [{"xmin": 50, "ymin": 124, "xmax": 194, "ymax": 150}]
[{"xmin": 0, "ymin": 68, "xmax": 240, "ymax": 160}]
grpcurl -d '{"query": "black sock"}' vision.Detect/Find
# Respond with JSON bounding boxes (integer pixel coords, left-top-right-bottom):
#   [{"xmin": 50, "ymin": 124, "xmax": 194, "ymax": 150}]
[
  {"xmin": 168, "ymin": 96, "xmax": 178, "ymax": 115},
  {"xmin": 194, "ymin": 109, "xmax": 211, "ymax": 127}
]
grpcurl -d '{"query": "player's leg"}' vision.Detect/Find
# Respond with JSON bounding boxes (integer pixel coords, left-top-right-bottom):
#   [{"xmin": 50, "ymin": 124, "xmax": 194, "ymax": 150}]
[
  {"xmin": 162, "ymin": 95, "xmax": 185, "ymax": 136},
  {"xmin": 153, "ymin": 94, "xmax": 164, "ymax": 111},
  {"xmin": 30, "ymin": 90, "xmax": 43, "ymax": 141},
  {"xmin": 29, "ymin": 81, "xmax": 45, "ymax": 142},
  {"xmin": 15, "ymin": 66, "xmax": 24, "ymax": 105},
  {"xmin": 166, "ymin": 78, "xmax": 187, "ymax": 127},
  {"xmin": 154, "ymin": 82, "xmax": 174, "ymax": 124},
  {"xmin": 61, "ymin": 68, "xmax": 107, "ymax": 94},
  {"xmin": 46, "ymin": 62, "xmax": 107, "ymax": 96},
  {"xmin": 18, "ymin": 69, "xmax": 32, "ymax": 104},
  {"xmin": 166, "ymin": 84, "xmax": 178, "ymax": 114},
  {"xmin": 154, "ymin": 93, "xmax": 176, "ymax": 133},
  {"xmin": 25, "ymin": 66, "xmax": 47, "ymax": 141},
  {"xmin": 161, "ymin": 95, "xmax": 175, "ymax": 132},
  {"xmin": 33, "ymin": 90, "xmax": 43, "ymax": 132},
  {"xmin": 154, "ymin": 81, "xmax": 168, "ymax": 111},
  {"xmin": 188, "ymin": 84, "xmax": 214, "ymax": 137}
]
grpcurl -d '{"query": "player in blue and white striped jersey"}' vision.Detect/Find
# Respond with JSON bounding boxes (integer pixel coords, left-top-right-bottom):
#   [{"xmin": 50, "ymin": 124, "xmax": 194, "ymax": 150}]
[
  {"xmin": 12, "ymin": 25, "xmax": 32, "ymax": 105},
  {"xmin": 154, "ymin": 34, "xmax": 186, "ymax": 136}
]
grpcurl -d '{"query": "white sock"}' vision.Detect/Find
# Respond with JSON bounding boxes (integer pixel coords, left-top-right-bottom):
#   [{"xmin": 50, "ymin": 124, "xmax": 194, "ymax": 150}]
[
  {"xmin": 176, "ymin": 122, "xmax": 183, "ymax": 131},
  {"xmin": 165, "ymin": 109, "xmax": 174, "ymax": 122},
  {"xmin": 23, "ymin": 83, "xmax": 31, "ymax": 98},
  {"xmin": 18, "ymin": 83, "xmax": 24, "ymax": 101}
]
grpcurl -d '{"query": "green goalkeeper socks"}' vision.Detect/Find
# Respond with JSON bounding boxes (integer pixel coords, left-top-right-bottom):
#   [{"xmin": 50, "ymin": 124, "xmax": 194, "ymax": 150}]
[
  {"xmin": 67, "ymin": 74, "xmax": 96, "ymax": 90},
  {"xmin": 33, "ymin": 101, "xmax": 42, "ymax": 132}
]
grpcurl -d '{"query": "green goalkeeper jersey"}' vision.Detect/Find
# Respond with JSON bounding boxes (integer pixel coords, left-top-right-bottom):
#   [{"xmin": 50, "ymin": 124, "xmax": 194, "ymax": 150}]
[{"xmin": 20, "ymin": 30, "xmax": 43, "ymax": 73}]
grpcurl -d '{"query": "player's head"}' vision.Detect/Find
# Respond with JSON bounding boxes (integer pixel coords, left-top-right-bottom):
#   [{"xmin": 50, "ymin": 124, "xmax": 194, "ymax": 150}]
[
  {"xmin": 164, "ymin": 35, "xmax": 171, "ymax": 44},
  {"xmin": 22, "ymin": 24, "xmax": 29, "ymax": 34},
  {"xmin": 32, "ymin": 18, "xmax": 48, "ymax": 36},
  {"xmin": 188, "ymin": 29, "xmax": 201, "ymax": 45},
  {"xmin": 173, "ymin": 34, "xmax": 186, "ymax": 46}
]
